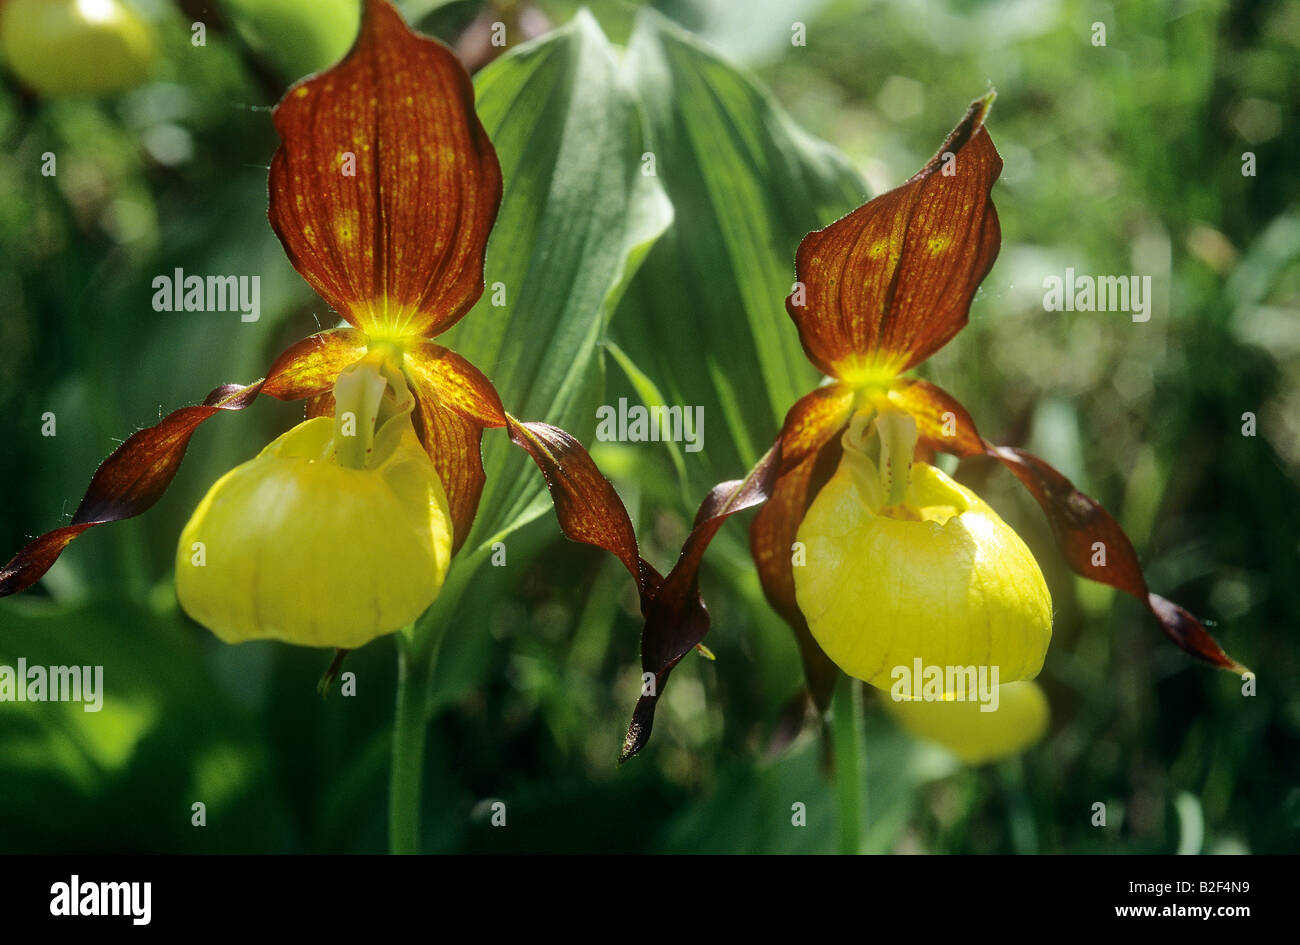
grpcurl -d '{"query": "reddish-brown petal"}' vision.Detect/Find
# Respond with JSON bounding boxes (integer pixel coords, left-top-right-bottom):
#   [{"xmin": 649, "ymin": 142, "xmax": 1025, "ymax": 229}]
[
  {"xmin": 404, "ymin": 341, "xmax": 506, "ymax": 428},
  {"xmin": 263, "ymin": 327, "xmax": 370, "ymax": 400},
  {"xmin": 750, "ymin": 440, "xmax": 843, "ymax": 713},
  {"xmin": 623, "ymin": 446, "xmax": 784, "ymax": 761},
  {"xmin": 306, "ymin": 392, "xmax": 335, "ymax": 420},
  {"xmin": 746, "ymin": 382, "xmax": 855, "ymax": 715},
  {"xmin": 888, "ymin": 376, "xmax": 984, "ymax": 458},
  {"xmin": 777, "ymin": 382, "xmax": 856, "ymax": 472},
  {"xmin": 544, "ymin": 399, "xmax": 843, "ymax": 759},
  {"xmin": 0, "ymin": 525, "xmax": 91, "ymax": 599},
  {"xmin": 891, "ymin": 378, "xmax": 1247, "ymax": 673},
  {"xmin": 403, "ymin": 342, "xmax": 505, "ymax": 552},
  {"xmin": 787, "ymin": 94, "xmax": 1002, "ymax": 380},
  {"xmin": 0, "ymin": 329, "xmax": 363, "ymax": 597},
  {"xmin": 268, "ymin": 0, "xmax": 502, "ymax": 339},
  {"xmin": 510, "ymin": 392, "xmax": 838, "ymax": 759},
  {"xmin": 502, "ymin": 414, "xmax": 752, "ymax": 761},
  {"xmin": 505, "ymin": 417, "xmax": 649, "ymax": 586},
  {"xmin": 419, "ymin": 407, "xmax": 488, "ymax": 556},
  {"xmin": 294, "ymin": 327, "xmax": 370, "ymax": 419}
]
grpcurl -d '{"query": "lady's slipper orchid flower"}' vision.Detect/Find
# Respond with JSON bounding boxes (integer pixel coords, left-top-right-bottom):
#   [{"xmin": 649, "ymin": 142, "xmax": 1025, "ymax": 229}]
[
  {"xmin": 1, "ymin": 0, "xmax": 679, "ymax": 657},
  {"xmin": 794, "ymin": 410, "xmax": 1053, "ymax": 692},
  {"xmin": 175, "ymin": 352, "xmax": 454, "ymax": 648},
  {"xmin": 620, "ymin": 93, "xmax": 1247, "ymax": 761}
]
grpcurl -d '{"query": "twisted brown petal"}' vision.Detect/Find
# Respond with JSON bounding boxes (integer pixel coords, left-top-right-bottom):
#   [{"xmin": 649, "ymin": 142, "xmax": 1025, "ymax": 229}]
[
  {"xmin": 0, "ymin": 328, "xmax": 368, "ymax": 597},
  {"xmin": 612, "ymin": 383, "xmax": 858, "ymax": 756},
  {"xmin": 624, "ymin": 446, "xmax": 784, "ymax": 761},
  {"xmin": 501, "ymin": 416, "xmax": 782, "ymax": 761},
  {"xmin": 891, "ymin": 377, "xmax": 1247, "ymax": 673},
  {"xmin": 778, "ymin": 382, "xmax": 856, "ymax": 472},
  {"xmin": 504, "ymin": 417, "xmax": 648, "ymax": 585},
  {"xmin": 748, "ymin": 383, "xmax": 864, "ymax": 711}
]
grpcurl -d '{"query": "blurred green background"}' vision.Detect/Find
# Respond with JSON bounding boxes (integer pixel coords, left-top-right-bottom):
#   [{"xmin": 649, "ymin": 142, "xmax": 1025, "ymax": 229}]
[{"xmin": 0, "ymin": 0, "xmax": 1296, "ymax": 853}]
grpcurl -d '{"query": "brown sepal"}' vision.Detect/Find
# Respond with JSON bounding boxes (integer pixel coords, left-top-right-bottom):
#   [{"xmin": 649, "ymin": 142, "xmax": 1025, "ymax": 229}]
[
  {"xmin": 268, "ymin": 0, "xmax": 502, "ymax": 339},
  {"xmin": 787, "ymin": 94, "xmax": 1002, "ymax": 379}
]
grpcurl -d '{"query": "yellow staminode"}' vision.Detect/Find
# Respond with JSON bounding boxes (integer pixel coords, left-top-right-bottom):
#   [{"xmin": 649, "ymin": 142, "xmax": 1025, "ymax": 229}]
[
  {"xmin": 793, "ymin": 408, "xmax": 1052, "ymax": 693},
  {"xmin": 882, "ymin": 680, "xmax": 1050, "ymax": 764},
  {"xmin": 175, "ymin": 354, "xmax": 452, "ymax": 648}
]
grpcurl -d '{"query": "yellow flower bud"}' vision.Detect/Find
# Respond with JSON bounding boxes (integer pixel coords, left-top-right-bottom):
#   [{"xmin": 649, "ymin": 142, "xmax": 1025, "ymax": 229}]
[
  {"xmin": 881, "ymin": 680, "xmax": 1050, "ymax": 764},
  {"xmin": 1, "ymin": 0, "xmax": 158, "ymax": 98},
  {"xmin": 794, "ymin": 408, "xmax": 1052, "ymax": 692},
  {"xmin": 175, "ymin": 357, "xmax": 452, "ymax": 649}
]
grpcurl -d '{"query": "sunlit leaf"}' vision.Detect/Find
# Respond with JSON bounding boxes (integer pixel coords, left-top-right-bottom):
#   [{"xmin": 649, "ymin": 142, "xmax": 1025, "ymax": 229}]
[
  {"xmin": 439, "ymin": 11, "xmax": 673, "ymax": 552},
  {"xmin": 611, "ymin": 10, "xmax": 866, "ymax": 489}
]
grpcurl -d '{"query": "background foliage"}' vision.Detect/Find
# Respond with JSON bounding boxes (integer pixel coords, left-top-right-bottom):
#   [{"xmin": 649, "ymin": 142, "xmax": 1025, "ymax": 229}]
[{"xmin": 0, "ymin": 0, "xmax": 1296, "ymax": 853}]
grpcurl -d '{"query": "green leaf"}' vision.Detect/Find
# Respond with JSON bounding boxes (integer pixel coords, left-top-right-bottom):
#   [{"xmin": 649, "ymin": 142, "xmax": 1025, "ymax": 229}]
[
  {"xmin": 654, "ymin": 716, "xmax": 956, "ymax": 853},
  {"xmin": 612, "ymin": 10, "xmax": 866, "ymax": 491},
  {"xmin": 0, "ymin": 594, "xmax": 290, "ymax": 852},
  {"xmin": 603, "ymin": 338, "xmax": 688, "ymax": 490},
  {"xmin": 439, "ymin": 10, "xmax": 672, "ymax": 553}
]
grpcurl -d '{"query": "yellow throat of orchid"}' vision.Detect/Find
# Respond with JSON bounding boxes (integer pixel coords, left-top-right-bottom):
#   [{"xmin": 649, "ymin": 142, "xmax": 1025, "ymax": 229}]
[
  {"xmin": 175, "ymin": 349, "xmax": 452, "ymax": 649},
  {"xmin": 793, "ymin": 404, "xmax": 1053, "ymax": 694}
]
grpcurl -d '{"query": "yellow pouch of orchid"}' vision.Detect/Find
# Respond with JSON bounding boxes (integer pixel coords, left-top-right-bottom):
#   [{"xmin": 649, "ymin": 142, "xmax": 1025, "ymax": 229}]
[
  {"xmin": 175, "ymin": 354, "xmax": 452, "ymax": 649},
  {"xmin": 794, "ymin": 409, "xmax": 1053, "ymax": 693}
]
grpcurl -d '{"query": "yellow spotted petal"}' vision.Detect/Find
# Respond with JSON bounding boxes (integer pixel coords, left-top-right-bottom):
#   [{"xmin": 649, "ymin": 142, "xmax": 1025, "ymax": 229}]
[
  {"xmin": 881, "ymin": 680, "xmax": 1050, "ymax": 764},
  {"xmin": 794, "ymin": 435, "xmax": 1052, "ymax": 692},
  {"xmin": 175, "ymin": 415, "xmax": 452, "ymax": 649}
]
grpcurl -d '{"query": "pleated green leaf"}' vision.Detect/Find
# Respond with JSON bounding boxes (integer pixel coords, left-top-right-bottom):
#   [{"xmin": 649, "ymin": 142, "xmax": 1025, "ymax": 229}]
[
  {"xmin": 612, "ymin": 10, "xmax": 866, "ymax": 491},
  {"xmin": 439, "ymin": 10, "xmax": 673, "ymax": 553}
]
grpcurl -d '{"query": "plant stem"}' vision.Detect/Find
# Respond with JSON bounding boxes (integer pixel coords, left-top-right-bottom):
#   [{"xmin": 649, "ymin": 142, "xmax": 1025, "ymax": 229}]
[
  {"xmin": 832, "ymin": 674, "xmax": 864, "ymax": 855},
  {"xmin": 385, "ymin": 541, "xmax": 491, "ymax": 855},
  {"xmin": 388, "ymin": 628, "xmax": 434, "ymax": 854}
]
